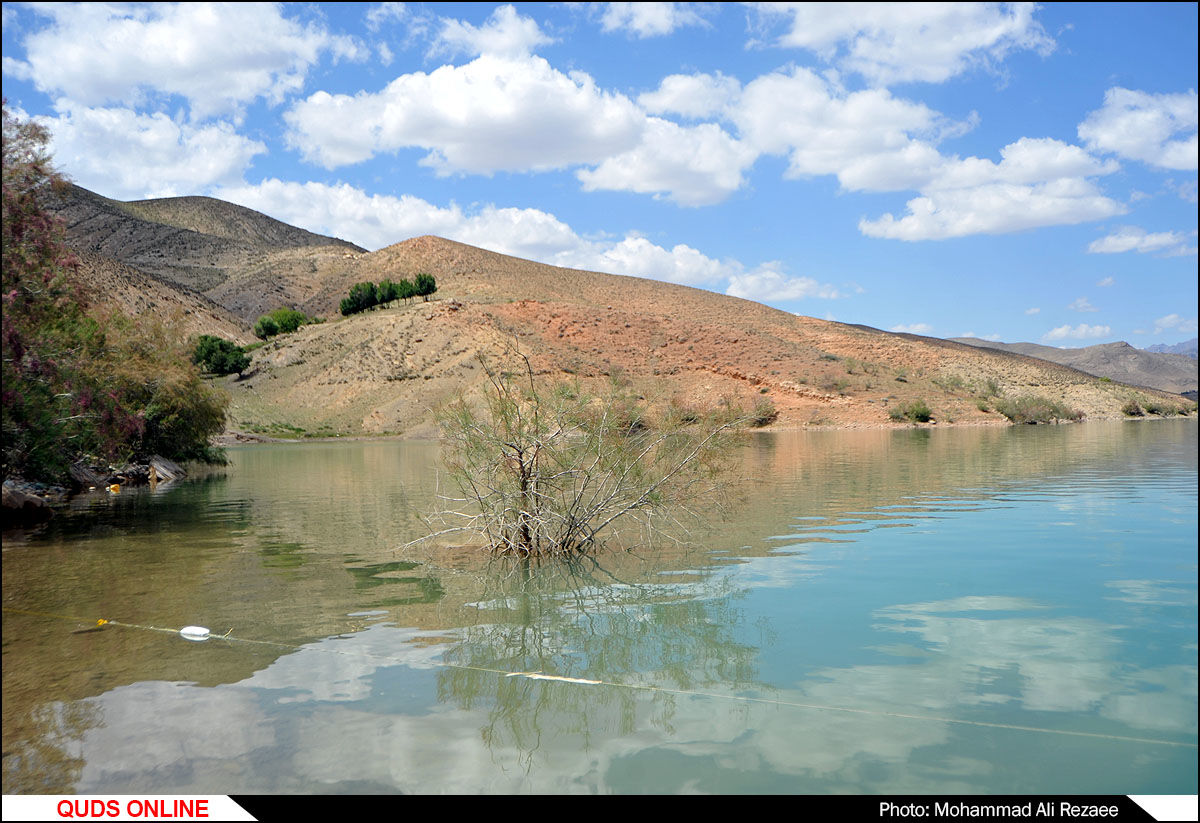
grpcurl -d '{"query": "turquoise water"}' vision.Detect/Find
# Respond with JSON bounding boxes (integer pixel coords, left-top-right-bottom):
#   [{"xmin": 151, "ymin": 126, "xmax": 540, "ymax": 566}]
[{"xmin": 3, "ymin": 421, "xmax": 1196, "ymax": 794}]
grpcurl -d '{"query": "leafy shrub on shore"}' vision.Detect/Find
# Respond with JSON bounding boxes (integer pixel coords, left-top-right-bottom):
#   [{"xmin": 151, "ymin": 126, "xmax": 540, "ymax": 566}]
[
  {"xmin": 1122, "ymin": 400, "xmax": 1145, "ymax": 417},
  {"xmin": 889, "ymin": 399, "xmax": 933, "ymax": 423},
  {"xmin": 994, "ymin": 396, "xmax": 1082, "ymax": 424},
  {"xmin": 1142, "ymin": 400, "xmax": 1178, "ymax": 416},
  {"xmin": 3, "ymin": 104, "xmax": 228, "ymax": 483},
  {"xmin": 750, "ymin": 398, "xmax": 778, "ymax": 427}
]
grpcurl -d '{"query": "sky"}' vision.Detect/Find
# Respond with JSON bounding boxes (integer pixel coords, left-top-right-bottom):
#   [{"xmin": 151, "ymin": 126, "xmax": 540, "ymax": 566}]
[{"xmin": 2, "ymin": 2, "xmax": 1196, "ymax": 347}]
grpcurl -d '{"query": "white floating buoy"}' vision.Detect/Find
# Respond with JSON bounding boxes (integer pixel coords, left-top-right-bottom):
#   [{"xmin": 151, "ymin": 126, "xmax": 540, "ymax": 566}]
[{"xmin": 179, "ymin": 625, "xmax": 211, "ymax": 641}]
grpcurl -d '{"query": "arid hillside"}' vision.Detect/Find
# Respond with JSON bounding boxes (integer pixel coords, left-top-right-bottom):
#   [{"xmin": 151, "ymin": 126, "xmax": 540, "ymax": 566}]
[
  {"xmin": 950, "ymin": 337, "xmax": 1198, "ymax": 395},
  {"xmin": 224, "ymin": 235, "xmax": 1195, "ymax": 438},
  {"xmin": 72, "ymin": 251, "xmax": 253, "ymax": 345},
  {"xmin": 49, "ymin": 185, "xmax": 1195, "ymax": 438},
  {"xmin": 46, "ymin": 184, "xmax": 363, "ymax": 318}
]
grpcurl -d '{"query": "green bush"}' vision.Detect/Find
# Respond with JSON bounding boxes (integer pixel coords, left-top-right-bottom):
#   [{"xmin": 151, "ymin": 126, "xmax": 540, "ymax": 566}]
[
  {"xmin": 902, "ymin": 399, "xmax": 932, "ymax": 422},
  {"xmin": 255, "ymin": 308, "xmax": 316, "ymax": 339},
  {"xmin": 269, "ymin": 308, "xmax": 309, "ymax": 334},
  {"xmin": 750, "ymin": 398, "xmax": 778, "ymax": 427},
  {"xmin": 1122, "ymin": 400, "xmax": 1145, "ymax": 416},
  {"xmin": 889, "ymin": 400, "xmax": 932, "ymax": 423},
  {"xmin": 193, "ymin": 335, "xmax": 250, "ymax": 376},
  {"xmin": 1142, "ymin": 400, "xmax": 1179, "ymax": 416},
  {"xmin": 994, "ymin": 396, "xmax": 1082, "ymax": 424},
  {"xmin": 253, "ymin": 314, "xmax": 279, "ymax": 339}
]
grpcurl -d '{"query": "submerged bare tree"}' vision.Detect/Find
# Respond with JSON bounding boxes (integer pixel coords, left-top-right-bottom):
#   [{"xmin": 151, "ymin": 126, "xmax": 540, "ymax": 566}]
[{"xmin": 428, "ymin": 351, "xmax": 746, "ymax": 558}]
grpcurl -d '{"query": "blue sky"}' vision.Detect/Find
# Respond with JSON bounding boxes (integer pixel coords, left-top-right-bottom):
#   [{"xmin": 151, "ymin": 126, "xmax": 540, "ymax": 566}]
[{"xmin": 2, "ymin": 2, "xmax": 1196, "ymax": 346}]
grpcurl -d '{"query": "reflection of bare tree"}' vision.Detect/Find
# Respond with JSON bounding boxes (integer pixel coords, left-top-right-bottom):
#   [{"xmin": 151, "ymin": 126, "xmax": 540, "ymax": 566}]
[
  {"xmin": 2, "ymin": 700, "xmax": 103, "ymax": 794},
  {"xmin": 435, "ymin": 555, "xmax": 763, "ymax": 768}
]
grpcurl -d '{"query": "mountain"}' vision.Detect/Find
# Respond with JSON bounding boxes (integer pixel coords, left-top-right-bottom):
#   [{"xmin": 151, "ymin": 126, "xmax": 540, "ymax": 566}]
[
  {"xmin": 1145, "ymin": 338, "xmax": 1198, "ymax": 358},
  {"xmin": 47, "ymin": 184, "xmax": 1195, "ymax": 437},
  {"xmin": 949, "ymin": 338, "xmax": 1197, "ymax": 395},
  {"xmin": 71, "ymin": 250, "xmax": 253, "ymax": 345},
  {"xmin": 45, "ymin": 184, "xmax": 364, "ymax": 318},
  {"xmin": 121, "ymin": 193, "xmax": 363, "ymax": 251}
]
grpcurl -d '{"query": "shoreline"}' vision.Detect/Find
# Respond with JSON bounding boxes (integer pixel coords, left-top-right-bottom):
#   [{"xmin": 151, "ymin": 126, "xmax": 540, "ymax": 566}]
[{"xmin": 214, "ymin": 411, "xmax": 1196, "ymax": 446}]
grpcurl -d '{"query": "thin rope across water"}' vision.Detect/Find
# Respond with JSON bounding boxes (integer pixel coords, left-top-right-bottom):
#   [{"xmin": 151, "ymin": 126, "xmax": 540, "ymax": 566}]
[{"xmin": 5, "ymin": 606, "xmax": 1196, "ymax": 750}]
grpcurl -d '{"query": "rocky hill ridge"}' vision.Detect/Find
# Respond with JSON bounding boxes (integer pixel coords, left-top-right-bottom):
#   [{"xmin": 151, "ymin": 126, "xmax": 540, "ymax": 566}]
[
  {"xmin": 47, "ymin": 184, "xmax": 1195, "ymax": 437},
  {"xmin": 949, "ymin": 338, "xmax": 1197, "ymax": 395}
]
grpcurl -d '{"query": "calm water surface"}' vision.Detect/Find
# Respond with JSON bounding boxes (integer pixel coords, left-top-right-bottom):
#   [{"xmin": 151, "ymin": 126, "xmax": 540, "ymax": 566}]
[{"xmin": 3, "ymin": 421, "xmax": 1196, "ymax": 794}]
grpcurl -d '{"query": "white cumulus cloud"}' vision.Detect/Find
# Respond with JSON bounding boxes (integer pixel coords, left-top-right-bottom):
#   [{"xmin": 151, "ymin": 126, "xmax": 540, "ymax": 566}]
[
  {"xmin": 433, "ymin": 4, "xmax": 554, "ymax": 59},
  {"xmin": 1078, "ymin": 87, "xmax": 1199, "ymax": 171},
  {"xmin": 41, "ymin": 103, "xmax": 266, "ymax": 199},
  {"xmin": 591, "ymin": 236, "xmax": 732, "ymax": 285},
  {"xmin": 1068, "ymin": 297, "xmax": 1098, "ymax": 313},
  {"xmin": 859, "ymin": 139, "xmax": 1124, "ymax": 241},
  {"xmin": 576, "ymin": 118, "xmax": 757, "ymax": 206},
  {"xmin": 752, "ymin": 2, "xmax": 1054, "ymax": 86},
  {"xmin": 6, "ymin": 3, "xmax": 363, "ymax": 120},
  {"xmin": 597, "ymin": 3, "xmax": 711, "ymax": 38},
  {"xmin": 734, "ymin": 66, "xmax": 950, "ymax": 191},
  {"xmin": 726, "ymin": 264, "xmax": 842, "ymax": 302},
  {"xmin": 1042, "ymin": 324, "xmax": 1111, "ymax": 342},
  {"xmin": 860, "ymin": 178, "xmax": 1124, "ymax": 241},
  {"xmin": 1087, "ymin": 226, "xmax": 1196, "ymax": 256},
  {"xmin": 284, "ymin": 54, "xmax": 645, "ymax": 172},
  {"xmin": 216, "ymin": 179, "xmax": 575, "ymax": 253},
  {"xmin": 889, "ymin": 322, "xmax": 934, "ymax": 335},
  {"xmin": 638, "ymin": 72, "xmax": 742, "ymax": 120},
  {"xmin": 1152, "ymin": 314, "xmax": 1199, "ymax": 335}
]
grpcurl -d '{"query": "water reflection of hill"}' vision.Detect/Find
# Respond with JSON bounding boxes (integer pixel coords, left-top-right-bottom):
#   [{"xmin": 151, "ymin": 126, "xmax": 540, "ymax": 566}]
[{"xmin": 720, "ymin": 421, "xmax": 1197, "ymax": 551}]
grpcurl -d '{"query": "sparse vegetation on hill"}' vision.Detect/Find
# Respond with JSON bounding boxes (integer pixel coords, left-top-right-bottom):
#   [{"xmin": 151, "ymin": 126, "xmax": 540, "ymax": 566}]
[
  {"xmin": 2, "ymin": 104, "xmax": 227, "ymax": 484},
  {"xmin": 254, "ymin": 307, "xmax": 319, "ymax": 340},
  {"xmin": 889, "ymin": 399, "xmax": 933, "ymax": 423},
  {"xmin": 193, "ymin": 335, "xmax": 250, "ymax": 376}
]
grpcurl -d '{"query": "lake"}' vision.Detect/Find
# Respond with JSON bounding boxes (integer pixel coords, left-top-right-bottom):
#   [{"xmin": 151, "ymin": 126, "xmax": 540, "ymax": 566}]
[{"xmin": 3, "ymin": 420, "xmax": 1196, "ymax": 795}]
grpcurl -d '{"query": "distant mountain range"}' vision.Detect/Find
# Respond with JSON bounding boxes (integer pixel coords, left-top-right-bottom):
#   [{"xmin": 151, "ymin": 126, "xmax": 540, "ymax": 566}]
[
  {"xmin": 1144, "ymin": 338, "xmax": 1197, "ymax": 358},
  {"xmin": 949, "ymin": 338, "xmax": 1197, "ymax": 396}
]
